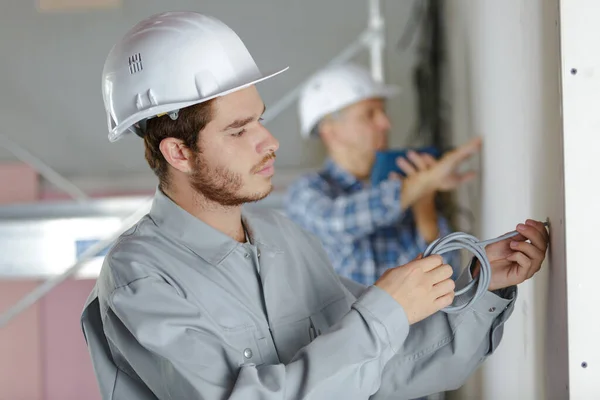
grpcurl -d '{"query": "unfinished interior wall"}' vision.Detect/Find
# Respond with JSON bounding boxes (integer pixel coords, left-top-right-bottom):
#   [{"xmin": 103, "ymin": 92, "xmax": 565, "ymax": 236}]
[
  {"xmin": 559, "ymin": 0, "xmax": 600, "ymax": 397},
  {"xmin": 444, "ymin": 0, "xmax": 568, "ymax": 399}
]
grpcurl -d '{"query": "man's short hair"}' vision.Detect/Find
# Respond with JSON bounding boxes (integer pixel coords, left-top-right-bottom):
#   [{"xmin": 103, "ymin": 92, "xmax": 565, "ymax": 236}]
[{"xmin": 143, "ymin": 100, "xmax": 214, "ymax": 189}]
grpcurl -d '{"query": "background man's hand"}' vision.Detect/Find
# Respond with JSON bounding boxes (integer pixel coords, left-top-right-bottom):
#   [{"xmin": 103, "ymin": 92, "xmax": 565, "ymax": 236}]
[
  {"xmin": 390, "ymin": 151, "xmax": 439, "ymax": 242},
  {"xmin": 397, "ymin": 137, "xmax": 481, "ymax": 210}
]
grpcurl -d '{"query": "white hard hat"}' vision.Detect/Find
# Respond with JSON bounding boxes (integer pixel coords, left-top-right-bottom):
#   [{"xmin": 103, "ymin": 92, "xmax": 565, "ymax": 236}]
[
  {"xmin": 298, "ymin": 63, "xmax": 400, "ymax": 138},
  {"xmin": 102, "ymin": 11, "xmax": 288, "ymax": 142}
]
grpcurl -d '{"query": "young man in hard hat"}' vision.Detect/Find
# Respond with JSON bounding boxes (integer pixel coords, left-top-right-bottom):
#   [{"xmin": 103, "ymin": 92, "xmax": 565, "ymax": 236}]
[
  {"xmin": 286, "ymin": 63, "xmax": 462, "ymax": 286},
  {"xmin": 81, "ymin": 12, "xmax": 549, "ymax": 400}
]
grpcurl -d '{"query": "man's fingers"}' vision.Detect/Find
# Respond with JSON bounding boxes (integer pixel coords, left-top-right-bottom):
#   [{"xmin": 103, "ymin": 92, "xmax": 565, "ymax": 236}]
[
  {"xmin": 507, "ymin": 252, "xmax": 532, "ymax": 272},
  {"xmin": 388, "ymin": 171, "xmax": 402, "ymax": 181},
  {"xmin": 438, "ymin": 171, "xmax": 476, "ymax": 192},
  {"xmin": 422, "ymin": 153, "xmax": 437, "ymax": 168},
  {"xmin": 516, "ymin": 223, "xmax": 548, "ymax": 252},
  {"xmin": 407, "ymin": 151, "xmax": 428, "ymax": 171},
  {"xmin": 508, "ymin": 250, "xmax": 542, "ymax": 279},
  {"xmin": 434, "ymin": 292, "xmax": 455, "ymax": 309},
  {"xmin": 427, "ymin": 264, "xmax": 454, "ymax": 284},
  {"xmin": 488, "ymin": 232, "xmax": 526, "ymax": 248},
  {"xmin": 507, "ymin": 233, "xmax": 527, "ymax": 242},
  {"xmin": 395, "ymin": 156, "xmax": 403, "ymax": 169},
  {"xmin": 458, "ymin": 170, "xmax": 477, "ymax": 184},
  {"xmin": 432, "ymin": 278, "xmax": 456, "ymax": 298},
  {"xmin": 525, "ymin": 219, "xmax": 550, "ymax": 242},
  {"xmin": 444, "ymin": 137, "xmax": 482, "ymax": 166},
  {"xmin": 397, "ymin": 157, "xmax": 417, "ymax": 176},
  {"xmin": 418, "ymin": 254, "xmax": 444, "ymax": 272},
  {"xmin": 510, "ymin": 241, "xmax": 544, "ymax": 263}
]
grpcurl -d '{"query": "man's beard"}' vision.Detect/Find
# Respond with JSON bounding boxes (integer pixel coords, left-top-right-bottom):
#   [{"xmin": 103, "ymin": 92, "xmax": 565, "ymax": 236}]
[{"xmin": 189, "ymin": 152, "xmax": 275, "ymax": 207}]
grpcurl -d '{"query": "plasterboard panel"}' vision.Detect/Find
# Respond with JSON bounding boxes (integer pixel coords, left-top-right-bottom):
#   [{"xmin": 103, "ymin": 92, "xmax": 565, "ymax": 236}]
[{"xmin": 560, "ymin": 0, "xmax": 600, "ymax": 397}]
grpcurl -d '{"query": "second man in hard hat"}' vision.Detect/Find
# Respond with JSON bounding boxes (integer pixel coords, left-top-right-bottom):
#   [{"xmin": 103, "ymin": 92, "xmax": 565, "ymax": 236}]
[{"xmin": 286, "ymin": 63, "xmax": 464, "ymax": 286}]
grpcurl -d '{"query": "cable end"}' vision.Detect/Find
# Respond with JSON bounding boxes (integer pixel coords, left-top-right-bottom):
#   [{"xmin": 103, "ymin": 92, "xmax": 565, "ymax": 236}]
[{"xmin": 544, "ymin": 218, "xmax": 550, "ymax": 229}]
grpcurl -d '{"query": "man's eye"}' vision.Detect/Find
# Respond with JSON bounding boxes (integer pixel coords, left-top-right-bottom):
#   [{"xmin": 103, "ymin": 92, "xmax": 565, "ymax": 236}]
[{"xmin": 231, "ymin": 129, "xmax": 246, "ymax": 137}]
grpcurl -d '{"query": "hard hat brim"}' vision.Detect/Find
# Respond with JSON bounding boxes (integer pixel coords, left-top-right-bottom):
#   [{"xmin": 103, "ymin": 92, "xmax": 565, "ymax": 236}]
[{"xmin": 108, "ymin": 66, "xmax": 290, "ymax": 142}]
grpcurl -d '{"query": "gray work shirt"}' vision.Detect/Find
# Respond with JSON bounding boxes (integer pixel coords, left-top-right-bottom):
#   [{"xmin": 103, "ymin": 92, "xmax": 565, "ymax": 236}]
[{"xmin": 81, "ymin": 189, "xmax": 516, "ymax": 399}]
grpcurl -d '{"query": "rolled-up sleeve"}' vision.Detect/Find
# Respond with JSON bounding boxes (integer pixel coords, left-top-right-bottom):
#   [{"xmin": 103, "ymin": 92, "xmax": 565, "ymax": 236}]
[{"xmin": 104, "ymin": 274, "xmax": 411, "ymax": 400}]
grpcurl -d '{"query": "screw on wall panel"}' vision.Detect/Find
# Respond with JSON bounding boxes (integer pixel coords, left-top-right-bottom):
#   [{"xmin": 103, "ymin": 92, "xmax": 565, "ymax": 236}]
[
  {"xmin": 582, "ymin": 362, "xmax": 588, "ymax": 368},
  {"xmin": 571, "ymin": 68, "xmax": 578, "ymax": 75}
]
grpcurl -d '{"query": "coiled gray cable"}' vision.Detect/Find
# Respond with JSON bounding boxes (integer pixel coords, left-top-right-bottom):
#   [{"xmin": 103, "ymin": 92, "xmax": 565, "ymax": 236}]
[{"xmin": 423, "ymin": 222, "xmax": 548, "ymax": 313}]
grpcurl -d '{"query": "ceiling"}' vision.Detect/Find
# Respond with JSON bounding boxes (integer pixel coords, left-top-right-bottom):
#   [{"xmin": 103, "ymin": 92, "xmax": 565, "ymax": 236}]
[{"xmin": 0, "ymin": 0, "xmax": 420, "ymax": 195}]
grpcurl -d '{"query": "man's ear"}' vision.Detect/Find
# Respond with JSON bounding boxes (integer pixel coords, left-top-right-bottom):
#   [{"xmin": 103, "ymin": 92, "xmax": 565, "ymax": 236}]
[{"xmin": 159, "ymin": 138, "xmax": 194, "ymax": 173}]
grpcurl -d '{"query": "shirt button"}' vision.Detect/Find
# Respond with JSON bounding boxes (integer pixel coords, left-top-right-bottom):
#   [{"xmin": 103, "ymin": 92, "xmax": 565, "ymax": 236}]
[
  {"xmin": 489, "ymin": 307, "xmax": 496, "ymax": 313},
  {"xmin": 257, "ymin": 249, "xmax": 261, "ymax": 258},
  {"xmin": 244, "ymin": 253, "xmax": 250, "ymax": 259},
  {"xmin": 243, "ymin": 348, "xmax": 253, "ymax": 359}
]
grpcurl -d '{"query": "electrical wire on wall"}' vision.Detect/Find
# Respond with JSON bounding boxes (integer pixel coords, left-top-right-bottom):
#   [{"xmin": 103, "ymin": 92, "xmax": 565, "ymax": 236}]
[
  {"xmin": 397, "ymin": 0, "xmax": 475, "ymax": 234},
  {"xmin": 398, "ymin": 0, "xmax": 445, "ymax": 150}
]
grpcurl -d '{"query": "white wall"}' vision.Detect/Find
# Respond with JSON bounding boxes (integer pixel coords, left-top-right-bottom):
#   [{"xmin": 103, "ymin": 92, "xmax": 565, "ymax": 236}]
[
  {"xmin": 445, "ymin": 0, "xmax": 568, "ymax": 399},
  {"xmin": 560, "ymin": 1, "xmax": 600, "ymax": 398}
]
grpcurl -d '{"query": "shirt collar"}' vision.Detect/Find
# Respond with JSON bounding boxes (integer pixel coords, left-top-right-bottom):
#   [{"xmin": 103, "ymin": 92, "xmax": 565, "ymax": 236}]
[
  {"xmin": 148, "ymin": 188, "xmax": 282, "ymax": 266},
  {"xmin": 322, "ymin": 158, "xmax": 365, "ymax": 192}
]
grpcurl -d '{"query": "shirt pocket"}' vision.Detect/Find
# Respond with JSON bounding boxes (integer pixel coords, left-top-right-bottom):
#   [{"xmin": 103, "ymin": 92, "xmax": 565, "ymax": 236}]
[
  {"xmin": 223, "ymin": 327, "xmax": 268, "ymax": 367},
  {"xmin": 308, "ymin": 295, "xmax": 352, "ymax": 340}
]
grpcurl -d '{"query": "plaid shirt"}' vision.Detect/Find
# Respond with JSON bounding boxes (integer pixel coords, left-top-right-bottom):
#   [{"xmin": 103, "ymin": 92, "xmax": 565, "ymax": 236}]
[{"xmin": 284, "ymin": 159, "xmax": 458, "ymax": 286}]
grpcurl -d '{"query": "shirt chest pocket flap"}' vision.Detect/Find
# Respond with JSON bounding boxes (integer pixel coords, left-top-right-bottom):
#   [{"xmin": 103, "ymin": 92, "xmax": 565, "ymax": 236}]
[
  {"xmin": 308, "ymin": 295, "xmax": 350, "ymax": 341},
  {"xmin": 222, "ymin": 327, "xmax": 273, "ymax": 367}
]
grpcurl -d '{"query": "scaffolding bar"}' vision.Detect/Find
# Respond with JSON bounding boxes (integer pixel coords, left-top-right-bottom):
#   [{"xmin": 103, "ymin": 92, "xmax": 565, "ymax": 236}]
[
  {"xmin": 0, "ymin": 134, "xmax": 89, "ymax": 202},
  {"xmin": 368, "ymin": 0, "xmax": 385, "ymax": 82}
]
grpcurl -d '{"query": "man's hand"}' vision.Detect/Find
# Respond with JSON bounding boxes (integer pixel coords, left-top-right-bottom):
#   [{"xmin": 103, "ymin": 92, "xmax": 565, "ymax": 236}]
[
  {"xmin": 390, "ymin": 150, "xmax": 440, "ymax": 242},
  {"xmin": 397, "ymin": 137, "xmax": 481, "ymax": 210},
  {"xmin": 393, "ymin": 149, "xmax": 437, "ymax": 206},
  {"xmin": 474, "ymin": 219, "xmax": 549, "ymax": 291},
  {"xmin": 375, "ymin": 255, "xmax": 455, "ymax": 324}
]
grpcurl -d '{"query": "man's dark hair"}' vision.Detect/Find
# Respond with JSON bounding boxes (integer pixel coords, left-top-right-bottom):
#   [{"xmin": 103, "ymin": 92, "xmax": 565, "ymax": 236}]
[{"xmin": 143, "ymin": 100, "xmax": 214, "ymax": 190}]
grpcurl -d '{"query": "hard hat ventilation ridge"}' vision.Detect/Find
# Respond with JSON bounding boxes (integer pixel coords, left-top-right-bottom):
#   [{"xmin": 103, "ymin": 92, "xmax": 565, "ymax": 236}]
[{"xmin": 128, "ymin": 53, "xmax": 143, "ymax": 74}]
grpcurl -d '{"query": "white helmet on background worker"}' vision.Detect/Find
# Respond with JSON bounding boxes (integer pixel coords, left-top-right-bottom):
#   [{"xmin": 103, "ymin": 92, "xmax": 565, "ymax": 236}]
[
  {"xmin": 298, "ymin": 63, "xmax": 400, "ymax": 138},
  {"xmin": 102, "ymin": 11, "xmax": 288, "ymax": 142}
]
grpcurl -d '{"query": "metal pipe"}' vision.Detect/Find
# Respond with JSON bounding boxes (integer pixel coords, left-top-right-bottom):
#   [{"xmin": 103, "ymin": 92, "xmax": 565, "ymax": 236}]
[{"xmin": 368, "ymin": 0, "xmax": 385, "ymax": 83}]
